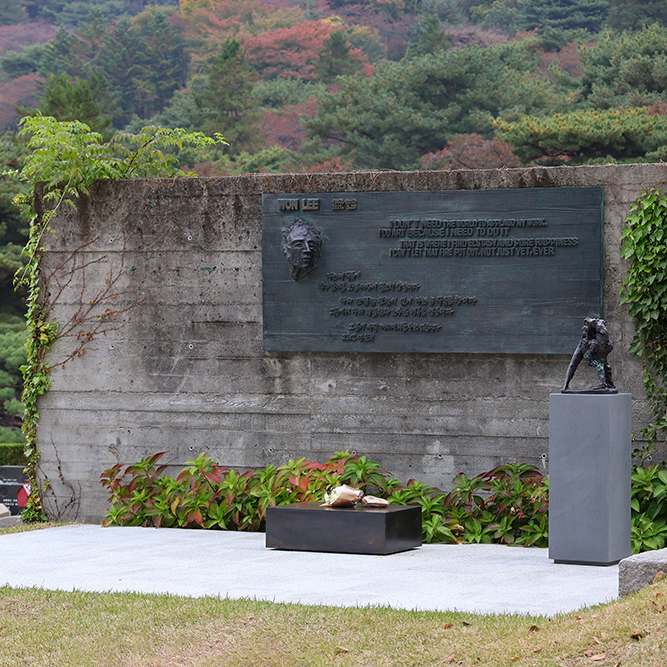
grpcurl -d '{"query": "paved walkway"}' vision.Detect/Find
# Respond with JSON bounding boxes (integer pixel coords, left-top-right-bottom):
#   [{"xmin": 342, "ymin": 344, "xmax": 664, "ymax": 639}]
[{"xmin": 0, "ymin": 524, "xmax": 619, "ymax": 617}]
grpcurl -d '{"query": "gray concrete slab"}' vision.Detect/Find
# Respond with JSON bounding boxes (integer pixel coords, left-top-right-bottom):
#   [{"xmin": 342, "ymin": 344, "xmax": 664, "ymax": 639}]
[{"xmin": 0, "ymin": 525, "xmax": 619, "ymax": 617}]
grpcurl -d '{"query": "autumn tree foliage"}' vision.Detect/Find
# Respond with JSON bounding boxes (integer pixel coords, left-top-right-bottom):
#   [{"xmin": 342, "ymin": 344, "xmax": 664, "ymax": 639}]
[
  {"xmin": 243, "ymin": 21, "xmax": 330, "ymax": 79},
  {"xmin": 0, "ymin": 21, "xmax": 57, "ymax": 54},
  {"xmin": 421, "ymin": 133, "xmax": 521, "ymax": 170},
  {"xmin": 262, "ymin": 98, "xmax": 317, "ymax": 151},
  {"xmin": 180, "ymin": 0, "xmax": 304, "ymax": 58},
  {"xmin": 0, "ymin": 74, "xmax": 39, "ymax": 130},
  {"xmin": 243, "ymin": 21, "xmax": 371, "ymax": 80}
]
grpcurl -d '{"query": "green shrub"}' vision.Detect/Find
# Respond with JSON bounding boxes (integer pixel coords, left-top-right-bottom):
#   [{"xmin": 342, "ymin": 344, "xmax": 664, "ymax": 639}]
[
  {"xmin": 100, "ymin": 451, "xmax": 549, "ymax": 546},
  {"xmin": 0, "ymin": 442, "xmax": 27, "ymax": 466},
  {"xmin": 385, "ymin": 462, "xmax": 548, "ymax": 547},
  {"xmin": 0, "ymin": 426, "xmax": 24, "ymax": 443},
  {"xmin": 95, "ymin": 450, "xmax": 667, "ymax": 554},
  {"xmin": 631, "ymin": 463, "xmax": 667, "ymax": 553}
]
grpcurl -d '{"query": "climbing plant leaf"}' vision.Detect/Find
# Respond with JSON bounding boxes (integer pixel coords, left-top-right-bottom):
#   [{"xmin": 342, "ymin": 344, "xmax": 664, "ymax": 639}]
[
  {"xmin": 6, "ymin": 115, "xmax": 225, "ymax": 521},
  {"xmin": 620, "ymin": 187, "xmax": 667, "ymax": 459}
]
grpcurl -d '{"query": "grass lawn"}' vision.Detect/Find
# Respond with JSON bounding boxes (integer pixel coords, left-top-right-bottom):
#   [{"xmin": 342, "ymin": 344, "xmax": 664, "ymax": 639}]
[
  {"xmin": 0, "ymin": 554, "xmax": 665, "ymax": 666},
  {"xmin": 0, "ymin": 521, "xmax": 71, "ymax": 536}
]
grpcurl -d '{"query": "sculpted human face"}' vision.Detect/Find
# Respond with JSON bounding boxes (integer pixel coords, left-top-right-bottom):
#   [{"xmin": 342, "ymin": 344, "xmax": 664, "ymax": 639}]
[
  {"xmin": 285, "ymin": 227, "xmax": 317, "ymax": 271},
  {"xmin": 282, "ymin": 220, "xmax": 322, "ymax": 280}
]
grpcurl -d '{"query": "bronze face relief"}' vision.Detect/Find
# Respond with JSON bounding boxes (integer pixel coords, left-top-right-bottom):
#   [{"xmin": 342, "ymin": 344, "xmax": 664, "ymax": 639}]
[{"xmin": 281, "ymin": 218, "xmax": 323, "ymax": 281}]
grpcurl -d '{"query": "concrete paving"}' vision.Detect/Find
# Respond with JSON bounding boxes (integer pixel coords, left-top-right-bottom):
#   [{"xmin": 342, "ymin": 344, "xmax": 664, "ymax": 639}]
[{"xmin": 0, "ymin": 524, "xmax": 619, "ymax": 617}]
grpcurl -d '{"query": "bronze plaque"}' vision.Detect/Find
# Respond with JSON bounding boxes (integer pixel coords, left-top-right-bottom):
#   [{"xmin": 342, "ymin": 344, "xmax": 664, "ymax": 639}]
[{"xmin": 262, "ymin": 188, "xmax": 603, "ymax": 354}]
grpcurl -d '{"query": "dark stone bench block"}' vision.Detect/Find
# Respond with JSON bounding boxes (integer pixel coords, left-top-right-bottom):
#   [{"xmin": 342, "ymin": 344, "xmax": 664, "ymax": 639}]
[{"xmin": 266, "ymin": 502, "xmax": 422, "ymax": 555}]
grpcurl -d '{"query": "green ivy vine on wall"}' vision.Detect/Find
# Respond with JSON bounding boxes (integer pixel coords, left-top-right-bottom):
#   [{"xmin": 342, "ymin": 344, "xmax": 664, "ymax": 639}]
[
  {"xmin": 8, "ymin": 115, "xmax": 225, "ymax": 521},
  {"xmin": 8, "ymin": 120, "xmax": 667, "ymax": 520},
  {"xmin": 621, "ymin": 187, "xmax": 667, "ymax": 461}
]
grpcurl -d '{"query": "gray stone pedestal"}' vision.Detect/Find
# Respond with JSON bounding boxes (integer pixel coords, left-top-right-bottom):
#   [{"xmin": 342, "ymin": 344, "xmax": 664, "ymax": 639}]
[{"xmin": 549, "ymin": 393, "xmax": 631, "ymax": 565}]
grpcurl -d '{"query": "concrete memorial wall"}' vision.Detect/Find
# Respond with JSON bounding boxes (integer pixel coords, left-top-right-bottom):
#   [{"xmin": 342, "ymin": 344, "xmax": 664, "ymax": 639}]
[{"xmin": 36, "ymin": 165, "xmax": 657, "ymax": 522}]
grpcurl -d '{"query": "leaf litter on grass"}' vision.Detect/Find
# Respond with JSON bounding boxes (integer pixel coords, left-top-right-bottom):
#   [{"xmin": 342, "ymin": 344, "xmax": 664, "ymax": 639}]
[{"xmin": 0, "ymin": 580, "xmax": 667, "ymax": 666}]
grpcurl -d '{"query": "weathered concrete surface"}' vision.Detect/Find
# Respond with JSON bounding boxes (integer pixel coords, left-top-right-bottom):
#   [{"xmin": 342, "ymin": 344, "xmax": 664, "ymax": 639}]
[
  {"xmin": 0, "ymin": 525, "xmax": 620, "ymax": 616},
  {"xmin": 619, "ymin": 549, "xmax": 667, "ymax": 597},
  {"xmin": 36, "ymin": 166, "xmax": 663, "ymax": 521}
]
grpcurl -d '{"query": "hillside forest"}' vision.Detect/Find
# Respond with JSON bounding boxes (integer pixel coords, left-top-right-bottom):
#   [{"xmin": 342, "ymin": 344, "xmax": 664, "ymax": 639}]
[{"xmin": 2, "ymin": 0, "xmax": 667, "ymax": 439}]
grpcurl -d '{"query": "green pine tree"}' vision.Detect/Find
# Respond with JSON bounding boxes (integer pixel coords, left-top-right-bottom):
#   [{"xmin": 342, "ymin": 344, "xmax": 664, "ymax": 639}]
[
  {"xmin": 0, "ymin": 133, "xmax": 28, "ymax": 439},
  {"xmin": 35, "ymin": 72, "xmax": 112, "ymax": 136},
  {"xmin": 75, "ymin": 8, "xmax": 110, "ymax": 62},
  {"xmin": 97, "ymin": 19, "xmax": 143, "ymax": 127},
  {"xmin": 577, "ymin": 24, "xmax": 667, "ymax": 109},
  {"xmin": 1, "ymin": 43, "xmax": 48, "ymax": 79},
  {"xmin": 607, "ymin": 0, "xmax": 667, "ymax": 30},
  {"xmin": 39, "ymin": 27, "xmax": 88, "ymax": 80},
  {"xmin": 194, "ymin": 37, "xmax": 263, "ymax": 155},
  {"xmin": 303, "ymin": 40, "xmax": 567, "ymax": 170},
  {"xmin": 315, "ymin": 30, "xmax": 362, "ymax": 81},
  {"xmin": 407, "ymin": 15, "xmax": 451, "ymax": 58},
  {"xmin": 128, "ymin": 6, "xmax": 188, "ymax": 117},
  {"xmin": 517, "ymin": 0, "xmax": 609, "ymax": 33},
  {"xmin": 0, "ymin": 0, "xmax": 26, "ymax": 25},
  {"xmin": 98, "ymin": 7, "xmax": 187, "ymax": 125},
  {"xmin": 21, "ymin": 0, "xmax": 170, "ymax": 26}
]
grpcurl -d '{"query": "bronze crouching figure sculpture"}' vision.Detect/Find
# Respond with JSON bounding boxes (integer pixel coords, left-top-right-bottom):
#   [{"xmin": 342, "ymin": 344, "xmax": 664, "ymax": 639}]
[{"xmin": 562, "ymin": 317, "xmax": 617, "ymax": 394}]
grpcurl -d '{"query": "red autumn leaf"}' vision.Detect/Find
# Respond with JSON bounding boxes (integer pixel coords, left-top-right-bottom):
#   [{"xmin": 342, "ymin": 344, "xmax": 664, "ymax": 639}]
[{"xmin": 421, "ymin": 134, "xmax": 521, "ymax": 171}]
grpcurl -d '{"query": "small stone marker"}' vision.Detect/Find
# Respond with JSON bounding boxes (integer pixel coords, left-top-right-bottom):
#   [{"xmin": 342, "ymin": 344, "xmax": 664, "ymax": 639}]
[{"xmin": 619, "ymin": 549, "xmax": 667, "ymax": 596}]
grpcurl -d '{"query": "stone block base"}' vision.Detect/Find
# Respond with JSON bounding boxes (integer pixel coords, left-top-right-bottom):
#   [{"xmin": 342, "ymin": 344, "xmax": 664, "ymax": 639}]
[
  {"xmin": 266, "ymin": 502, "xmax": 422, "ymax": 555},
  {"xmin": 549, "ymin": 393, "xmax": 632, "ymax": 565}
]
